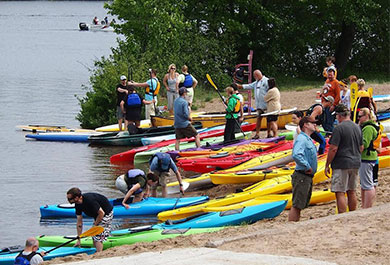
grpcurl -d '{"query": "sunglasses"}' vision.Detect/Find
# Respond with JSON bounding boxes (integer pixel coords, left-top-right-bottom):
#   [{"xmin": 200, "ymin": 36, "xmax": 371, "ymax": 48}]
[
  {"xmin": 170, "ymin": 68, "xmax": 176, "ymax": 70},
  {"xmin": 67, "ymin": 196, "xmax": 76, "ymax": 203}
]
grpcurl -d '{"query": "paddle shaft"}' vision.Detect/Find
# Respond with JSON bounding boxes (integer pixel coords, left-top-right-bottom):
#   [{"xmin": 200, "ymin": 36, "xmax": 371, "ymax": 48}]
[
  {"xmin": 43, "ymin": 237, "xmax": 80, "ymax": 254},
  {"xmin": 206, "ymin": 75, "xmax": 246, "ymax": 138},
  {"xmin": 172, "ymin": 193, "xmax": 183, "ymax": 210}
]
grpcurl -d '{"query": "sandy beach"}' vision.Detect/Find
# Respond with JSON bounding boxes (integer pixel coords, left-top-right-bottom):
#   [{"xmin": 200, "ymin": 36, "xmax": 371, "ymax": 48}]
[{"xmin": 45, "ymin": 83, "xmax": 390, "ymax": 265}]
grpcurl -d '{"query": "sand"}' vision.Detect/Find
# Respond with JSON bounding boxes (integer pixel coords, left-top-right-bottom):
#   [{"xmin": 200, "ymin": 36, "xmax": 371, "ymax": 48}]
[{"xmin": 44, "ymin": 83, "xmax": 390, "ymax": 265}]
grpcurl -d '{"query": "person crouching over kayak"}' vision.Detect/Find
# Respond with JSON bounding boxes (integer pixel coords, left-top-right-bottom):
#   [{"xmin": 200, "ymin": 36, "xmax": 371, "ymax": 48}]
[
  {"xmin": 149, "ymin": 152, "xmax": 185, "ymax": 197},
  {"xmin": 115, "ymin": 169, "xmax": 158, "ymax": 208},
  {"xmin": 66, "ymin": 187, "xmax": 113, "ymax": 252}
]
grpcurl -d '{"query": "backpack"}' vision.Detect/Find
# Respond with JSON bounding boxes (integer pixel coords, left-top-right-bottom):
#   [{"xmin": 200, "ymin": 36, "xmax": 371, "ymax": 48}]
[
  {"xmin": 14, "ymin": 251, "xmax": 37, "ymax": 265},
  {"xmin": 146, "ymin": 78, "xmax": 161, "ymax": 96},
  {"xmin": 126, "ymin": 93, "xmax": 142, "ymax": 107}
]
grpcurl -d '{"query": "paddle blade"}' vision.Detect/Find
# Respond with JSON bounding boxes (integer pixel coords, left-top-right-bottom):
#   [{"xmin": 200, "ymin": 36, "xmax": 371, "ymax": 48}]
[
  {"xmin": 80, "ymin": 226, "xmax": 104, "ymax": 238},
  {"xmin": 206, "ymin": 74, "xmax": 218, "ymax": 90}
]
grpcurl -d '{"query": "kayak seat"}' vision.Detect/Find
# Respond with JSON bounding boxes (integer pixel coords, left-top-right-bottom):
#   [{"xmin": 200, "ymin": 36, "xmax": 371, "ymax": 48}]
[{"xmin": 219, "ymin": 207, "xmax": 244, "ymax": 217}]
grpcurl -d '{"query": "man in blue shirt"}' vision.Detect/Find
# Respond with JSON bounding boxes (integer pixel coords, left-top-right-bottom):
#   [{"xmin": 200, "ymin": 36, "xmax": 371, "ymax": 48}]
[
  {"xmin": 234, "ymin": 69, "xmax": 269, "ymax": 139},
  {"xmin": 288, "ymin": 116, "xmax": 318, "ymax": 222},
  {"xmin": 148, "ymin": 152, "xmax": 185, "ymax": 197},
  {"xmin": 173, "ymin": 87, "xmax": 201, "ymax": 151}
]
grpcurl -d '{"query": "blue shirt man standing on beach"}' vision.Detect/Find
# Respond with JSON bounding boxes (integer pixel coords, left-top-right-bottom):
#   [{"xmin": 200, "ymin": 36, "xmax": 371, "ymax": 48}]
[{"xmin": 288, "ymin": 116, "xmax": 318, "ymax": 222}]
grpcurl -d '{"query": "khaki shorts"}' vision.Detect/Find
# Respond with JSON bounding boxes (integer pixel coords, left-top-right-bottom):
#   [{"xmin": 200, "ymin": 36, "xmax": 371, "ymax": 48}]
[
  {"xmin": 151, "ymin": 171, "xmax": 170, "ymax": 190},
  {"xmin": 185, "ymin": 87, "xmax": 194, "ymax": 104},
  {"xmin": 145, "ymin": 99, "xmax": 157, "ymax": 120},
  {"xmin": 291, "ymin": 171, "xmax": 313, "ymax": 210},
  {"xmin": 175, "ymin": 124, "xmax": 198, "ymax": 139},
  {"xmin": 331, "ymin": 168, "xmax": 358, "ymax": 193}
]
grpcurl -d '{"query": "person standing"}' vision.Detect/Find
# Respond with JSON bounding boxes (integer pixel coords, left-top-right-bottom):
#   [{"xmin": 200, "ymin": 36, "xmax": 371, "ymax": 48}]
[
  {"xmin": 358, "ymin": 108, "xmax": 379, "ymax": 208},
  {"xmin": 178, "ymin": 65, "xmax": 198, "ymax": 108},
  {"xmin": 66, "ymin": 188, "xmax": 113, "ymax": 252},
  {"xmin": 130, "ymin": 69, "xmax": 160, "ymax": 120},
  {"xmin": 173, "ymin": 87, "xmax": 201, "ymax": 151},
  {"xmin": 263, "ymin": 78, "xmax": 281, "ymax": 138},
  {"xmin": 339, "ymin": 80, "xmax": 351, "ymax": 110},
  {"xmin": 163, "ymin": 64, "xmax": 179, "ymax": 115},
  {"xmin": 223, "ymin": 86, "xmax": 242, "ymax": 143},
  {"xmin": 14, "ymin": 238, "xmax": 45, "ymax": 265},
  {"xmin": 120, "ymin": 87, "xmax": 149, "ymax": 131},
  {"xmin": 148, "ymin": 152, "xmax": 185, "ymax": 197},
  {"xmin": 235, "ymin": 69, "xmax": 269, "ymax": 139},
  {"xmin": 325, "ymin": 104, "xmax": 363, "ymax": 214},
  {"xmin": 115, "ymin": 169, "xmax": 158, "ymax": 208},
  {"xmin": 288, "ymin": 116, "xmax": 318, "ymax": 222},
  {"xmin": 116, "ymin": 75, "xmax": 129, "ymax": 131},
  {"xmin": 321, "ymin": 67, "xmax": 340, "ymax": 132}
]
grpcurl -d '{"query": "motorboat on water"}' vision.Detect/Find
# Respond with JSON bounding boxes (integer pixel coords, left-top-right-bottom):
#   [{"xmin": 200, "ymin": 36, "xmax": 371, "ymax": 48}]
[{"xmin": 79, "ymin": 22, "xmax": 114, "ymax": 32}]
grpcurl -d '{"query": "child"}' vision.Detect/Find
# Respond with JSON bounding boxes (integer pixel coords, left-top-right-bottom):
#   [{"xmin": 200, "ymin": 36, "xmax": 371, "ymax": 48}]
[
  {"xmin": 322, "ymin": 56, "xmax": 337, "ymax": 79},
  {"xmin": 339, "ymin": 80, "xmax": 351, "ymax": 110}
]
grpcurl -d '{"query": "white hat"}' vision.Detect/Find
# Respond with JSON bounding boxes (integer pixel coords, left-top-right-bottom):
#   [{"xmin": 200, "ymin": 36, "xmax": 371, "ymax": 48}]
[{"xmin": 120, "ymin": 75, "xmax": 127, "ymax": 81}]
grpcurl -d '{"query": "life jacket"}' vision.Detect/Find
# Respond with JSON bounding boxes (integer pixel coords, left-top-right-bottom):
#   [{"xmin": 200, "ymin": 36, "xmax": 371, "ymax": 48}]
[
  {"xmin": 179, "ymin": 74, "xmax": 193, "ymax": 88},
  {"xmin": 226, "ymin": 95, "xmax": 241, "ymax": 113},
  {"xmin": 146, "ymin": 78, "xmax": 160, "ymax": 96},
  {"xmin": 306, "ymin": 103, "xmax": 324, "ymax": 125},
  {"xmin": 126, "ymin": 93, "xmax": 142, "ymax": 107},
  {"xmin": 356, "ymin": 90, "xmax": 371, "ymax": 110},
  {"xmin": 125, "ymin": 169, "xmax": 147, "ymax": 189},
  {"xmin": 14, "ymin": 251, "xmax": 38, "ymax": 265},
  {"xmin": 149, "ymin": 152, "xmax": 171, "ymax": 172},
  {"xmin": 361, "ymin": 122, "xmax": 381, "ymax": 156}
]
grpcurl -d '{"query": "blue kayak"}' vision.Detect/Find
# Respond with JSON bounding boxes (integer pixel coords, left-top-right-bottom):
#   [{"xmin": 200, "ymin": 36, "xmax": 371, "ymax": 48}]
[
  {"xmin": 25, "ymin": 132, "xmax": 102, "ymax": 143},
  {"xmin": 0, "ymin": 246, "xmax": 95, "ymax": 265},
  {"xmin": 153, "ymin": 200, "xmax": 287, "ymax": 229},
  {"xmin": 111, "ymin": 200, "xmax": 287, "ymax": 235},
  {"xmin": 40, "ymin": 196, "xmax": 209, "ymax": 218}
]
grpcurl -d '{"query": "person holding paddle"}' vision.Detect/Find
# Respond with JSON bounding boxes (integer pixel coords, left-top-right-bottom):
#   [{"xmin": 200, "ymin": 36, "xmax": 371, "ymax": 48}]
[
  {"xmin": 223, "ymin": 86, "xmax": 243, "ymax": 143},
  {"xmin": 66, "ymin": 188, "xmax": 113, "ymax": 252}
]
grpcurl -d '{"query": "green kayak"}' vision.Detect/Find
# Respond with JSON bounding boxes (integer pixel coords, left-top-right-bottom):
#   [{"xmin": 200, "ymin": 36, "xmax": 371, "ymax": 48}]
[{"xmin": 37, "ymin": 227, "xmax": 222, "ymax": 250}]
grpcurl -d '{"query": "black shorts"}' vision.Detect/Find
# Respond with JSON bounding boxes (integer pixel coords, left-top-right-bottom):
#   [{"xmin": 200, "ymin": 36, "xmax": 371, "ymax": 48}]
[{"xmin": 266, "ymin": 115, "xmax": 278, "ymax": 122}]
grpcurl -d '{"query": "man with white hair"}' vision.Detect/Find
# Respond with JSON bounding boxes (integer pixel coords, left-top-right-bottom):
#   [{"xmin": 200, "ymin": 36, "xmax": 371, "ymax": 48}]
[
  {"xmin": 14, "ymin": 237, "xmax": 45, "ymax": 265},
  {"xmin": 234, "ymin": 69, "xmax": 269, "ymax": 139}
]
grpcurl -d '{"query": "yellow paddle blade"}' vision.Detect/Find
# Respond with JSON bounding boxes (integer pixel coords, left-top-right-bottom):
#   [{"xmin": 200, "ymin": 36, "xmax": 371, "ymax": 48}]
[
  {"xmin": 206, "ymin": 74, "xmax": 218, "ymax": 90},
  {"xmin": 80, "ymin": 226, "xmax": 104, "ymax": 238}
]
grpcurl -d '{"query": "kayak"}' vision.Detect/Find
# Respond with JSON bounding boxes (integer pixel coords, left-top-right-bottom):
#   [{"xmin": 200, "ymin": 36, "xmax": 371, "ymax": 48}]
[
  {"xmin": 373, "ymin": 94, "xmax": 390, "ymax": 102},
  {"xmin": 176, "ymin": 141, "xmax": 294, "ymax": 173},
  {"xmin": 88, "ymin": 124, "xmax": 200, "ymax": 146},
  {"xmin": 140, "ymin": 124, "xmax": 225, "ymax": 146},
  {"xmin": 153, "ymin": 200, "xmax": 287, "ymax": 229},
  {"xmin": 134, "ymin": 133, "xmax": 251, "ymax": 165},
  {"xmin": 16, "ymin": 125, "xmax": 94, "ymax": 133},
  {"xmin": 0, "ymin": 246, "xmax": 95, "ymax": 265},
  {"xmin": 167, "ymin": 174, "xmax": 214, "ymax": 194},
  {"xmin": 151, "ymin": 108, "xmax": 297, "ymax": 129},
  {"xmin": 95, "ymin": 120, "xmax": 151, "ymax": 132},
  {"xmin": 202, "ymin": 189, "xmax": 335, "ymax": 212},
  {"xmin": 157, "ymin": 157, "xmax": 328, "ymax": 222},
  {"xmin": 40, "ymin": 196, "xmax": 209, "ymax": 218},
  {"xmin": 25, "ymin": 131, "xmax": 103, "ymax": 143},
  {"xmin": 38, "ymin": 227, "xmax": 222, "ymax": 250},
  {"xmin": 109, "ymin": 123, "xmax": 256, "ymax": 164}
]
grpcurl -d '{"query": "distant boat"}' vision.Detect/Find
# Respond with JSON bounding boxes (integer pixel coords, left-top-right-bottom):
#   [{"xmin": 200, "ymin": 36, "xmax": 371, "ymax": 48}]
[{"xmin": 79, "ymin": 22, "xmax": 114, "ymax": 32}]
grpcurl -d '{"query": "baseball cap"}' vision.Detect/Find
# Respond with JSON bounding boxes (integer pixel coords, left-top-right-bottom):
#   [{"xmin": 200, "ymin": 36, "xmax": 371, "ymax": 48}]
[
  {"xmin": 179, "ymin": 87, "xmax": 189, "ymax": 95},
  {"xmin": 120, "ymin": 75, "xmax": 127, "ymax": 81},
  {"xmin": 323, "ymin": 95, "xmax": 335, "ymax": 103},
  {"xmin": 334, "ymin": 104, "xmax": 349, "ymax": 114}
]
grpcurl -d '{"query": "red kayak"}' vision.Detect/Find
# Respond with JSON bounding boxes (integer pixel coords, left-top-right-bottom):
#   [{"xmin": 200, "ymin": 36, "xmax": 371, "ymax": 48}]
[
  {"xmin": 177, "ymin": 140, "xmax": 294, "ymax": 173},
  {"xmin": 110, "ymin": 123, "xmax": 256, "ymax": 164}
]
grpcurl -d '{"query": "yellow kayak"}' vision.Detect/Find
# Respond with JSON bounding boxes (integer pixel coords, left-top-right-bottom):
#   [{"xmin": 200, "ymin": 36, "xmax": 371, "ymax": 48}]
[
  {"xmin": 202, "ymin": 189, "xmax": 336, "ymax": 212},
  {"xmin": 16, "ymin": 125, "xmax": 94, "ymax": 133}
]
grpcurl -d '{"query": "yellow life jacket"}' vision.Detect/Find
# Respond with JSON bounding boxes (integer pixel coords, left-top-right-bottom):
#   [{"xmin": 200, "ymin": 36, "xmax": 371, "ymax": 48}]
[{"xmin": 146, "ymin": 78, "xmax": 161, "ymax": 96}]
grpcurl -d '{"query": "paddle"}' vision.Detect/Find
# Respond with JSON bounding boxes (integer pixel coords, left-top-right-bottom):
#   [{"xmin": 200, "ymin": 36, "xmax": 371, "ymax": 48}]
[
  {"xmin": 206, "ymin": 74, "xmax": 247, "ymax": 139},
  {"xmin": 43, "ymin": 226, "xmax": 104, "ymax": 254}
]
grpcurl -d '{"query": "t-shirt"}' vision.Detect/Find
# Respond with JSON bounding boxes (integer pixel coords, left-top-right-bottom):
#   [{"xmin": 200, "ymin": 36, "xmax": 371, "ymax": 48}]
[
  {"xmin": 329, "ymin": 120, "xmax": 362, "ymax": 169},
  {"xmin": 116, "ymin": 84, "xmax": 127, "ymax": 106},
  {"xmin": 75, "ymin": 193, "xmax": 113, "ymax": 219},
  {"xmin": 173, "ymin": 96, "xmax": 190, "ymax": 128}
]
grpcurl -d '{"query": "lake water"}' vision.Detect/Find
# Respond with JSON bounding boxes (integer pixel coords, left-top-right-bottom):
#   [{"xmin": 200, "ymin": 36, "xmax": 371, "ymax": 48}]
[{"xmin": 0, "ymin": 1, "xmax": 156, "ymax": 247}]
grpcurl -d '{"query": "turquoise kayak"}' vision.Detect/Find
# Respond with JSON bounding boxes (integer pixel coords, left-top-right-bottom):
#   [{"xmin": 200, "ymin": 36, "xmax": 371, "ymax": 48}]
[
  {"xmin": 0, "ymin": 246, "xmax": 95, "ymax": 265},
  {"xmin": 40, "ymin": 196, "xmax": 209, "ymax": 218}
]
